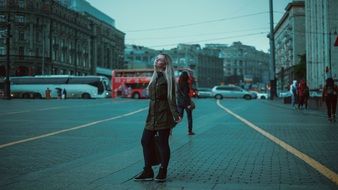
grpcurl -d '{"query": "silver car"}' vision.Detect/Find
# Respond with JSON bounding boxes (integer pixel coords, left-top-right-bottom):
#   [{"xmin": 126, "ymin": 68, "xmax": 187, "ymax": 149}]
[
  {"xmin": 197, "ymin": 88, "xmax": 212, "ymax": 98},
  {"xmin": 211, "ymin": 85, "xmax": 254, "ymax": 100}
]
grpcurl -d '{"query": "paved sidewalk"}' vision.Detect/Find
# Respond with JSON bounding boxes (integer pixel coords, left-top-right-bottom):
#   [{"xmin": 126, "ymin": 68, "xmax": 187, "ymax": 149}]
[
  {"xmin": 92, "ymin": 99, "xmax": 337, "ymax": 190},
  {"xmin": 274, "ymin": 97, "xmax": 325, "ymax": 112}
]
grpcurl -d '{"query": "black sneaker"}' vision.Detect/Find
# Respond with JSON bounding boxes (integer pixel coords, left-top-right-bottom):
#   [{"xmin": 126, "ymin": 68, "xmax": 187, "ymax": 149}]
[
  {"xmin": 188, "ymin": 131, "xmax": 195, "ymax": 135},
  {"xmin": 155, "ymin": 167, "xmax": 167, "ymax": 182},
  {"xmin": 134, "ymin": 168, "xmax": 154, "ymax": 181},
  {"xmin": 328, "ymin": 118, "xmax": 333, "ymax": 123}
]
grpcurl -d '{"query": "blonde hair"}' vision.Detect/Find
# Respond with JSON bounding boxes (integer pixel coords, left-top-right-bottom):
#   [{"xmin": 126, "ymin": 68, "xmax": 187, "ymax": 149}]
[{"xmin": 148, "ymin": 53, "xmax": 175, "ymax": 101}]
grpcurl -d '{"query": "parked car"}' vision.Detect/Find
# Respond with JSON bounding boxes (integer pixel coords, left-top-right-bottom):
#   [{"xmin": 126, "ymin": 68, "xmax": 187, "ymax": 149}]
[
  {"xmin": 211, "ymin": 85, "xmax": 255, "ymax": 100},
  {"xmin": 196, "ymin": 88, "xmax": 212, "ymax": 98},
  {"xmin": 250, "ymin": 90, "xmax": 269, "ymax": 99},
  {"xmin": 278, "ymin": 91, "xmax": 292, "ymax": 98}
]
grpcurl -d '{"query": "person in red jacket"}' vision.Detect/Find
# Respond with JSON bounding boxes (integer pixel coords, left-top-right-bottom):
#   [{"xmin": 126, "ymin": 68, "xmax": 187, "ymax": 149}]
[
  {"xmin": 297, "ymin": 80, "xmax": 309, "ymax": 109},
  {"xmin": 322, "ymin": 78, "xmax": 338, "ymax": 122}
]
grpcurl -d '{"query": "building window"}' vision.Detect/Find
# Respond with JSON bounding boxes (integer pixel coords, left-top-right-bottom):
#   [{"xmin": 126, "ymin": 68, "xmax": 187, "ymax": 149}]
[
  {"xmin": 0, "ymin": 0, "xmax": 4, "ymax": 7},
  {"xmin": 0, "ymin": 29, "xmax": 6, "ymax": 38},
  {"xmin": 0, "ymin": 15, "xmax": 5, "ymax": 22},
  {"xmin": 19, "ymin": 47, "xmax": 24, "ymax": 59},
  {"xmin": 35, "ymin": 31, "xmax": 40, "ymax": 42},
  {"xmin": 35, "ymin": 48, "xmax": 39, "ymax": 57},
  {"xmin": 61, "ymin": 51, "xmax": 64, "ymax": 62},
  {"xmin": 18, "ymin": 0, "xmax": 25, "ymax": 8},
  {"xmin": 16, "ymin": 15, "xmax": 25, "ymax": 23},
  {"xmin": 19, "ymin": 31, "xmax": 24, "ymax": 41},
  {"xmin": 52, "ymin": 50, "xmax": 56, "ymax": 60},
  {"xmin": 0, "ymin": 47, "xmax": 5, "ymax": 55}
]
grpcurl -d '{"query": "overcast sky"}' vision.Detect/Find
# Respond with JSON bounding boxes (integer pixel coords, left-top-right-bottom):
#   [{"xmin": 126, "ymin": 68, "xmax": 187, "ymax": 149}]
[{"xmin": 86, "ymin": 0, "xmax": 292, "ymax": 52}]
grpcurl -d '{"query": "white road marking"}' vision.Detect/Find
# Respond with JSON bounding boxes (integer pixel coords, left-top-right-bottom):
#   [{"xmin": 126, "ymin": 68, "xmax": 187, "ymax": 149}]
[
  {"xmin": 217, "ymin": 100, "xmax": 338, "ymax": 185},
  {"xmin": 0, "ymin": 100, "xmax": 133, "ymax": 116},
  {"xmin": 0, "ymin": 107, "xmax": 147, "ymax": 149}
]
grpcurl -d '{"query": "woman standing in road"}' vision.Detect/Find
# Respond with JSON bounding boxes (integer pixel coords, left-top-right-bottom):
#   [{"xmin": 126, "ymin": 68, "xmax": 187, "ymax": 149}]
[
  {"xmin": 177, "ymin": 71, "xmax": 195, "ymax": 135},
  {"xmin": 322, "ymin": 77, "xmax": 338, "ymax": 122},
  {"xmin": 134, "ymin": 53, "xmax": 181, "ymax": 182}
]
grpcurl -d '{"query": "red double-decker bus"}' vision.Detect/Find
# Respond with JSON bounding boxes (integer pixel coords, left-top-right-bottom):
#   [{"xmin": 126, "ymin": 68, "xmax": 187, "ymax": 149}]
[
  {"xmin": 111, "ymin": 69, "xmax": 152, "ymax": 99},
  {"xmin": 111, "ymin": 68, "xmax": 196, "ymax": 99}
]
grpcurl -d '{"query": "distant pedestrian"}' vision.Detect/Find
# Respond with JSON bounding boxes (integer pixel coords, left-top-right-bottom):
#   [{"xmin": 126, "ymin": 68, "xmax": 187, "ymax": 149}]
[
  {"xmin": 322, "ymin": 77, "xmax": 338, "ymax": 122},
  {"xmin": 45, "ymin": 88, "xmax": 51, "ymax": 99},
  {"xmin": 56, "ymin": 88, "xmax": 62, "ymax": 99},
  {"xmin": 134, "ymin": 53, "xmax": 181, "ymax": 182},
  {"xmin": 120, "ymin": 84, "xmax": 127, "ymax": 97},
  {"xmin": 62, "ymin": 88, "xmax": 67, "ymax": 99},
  {"xmin": 177, "ymin": 71, "xmax": 195, "ymax": 135},
  {"xmin": 290, "ymin": 80, "xmax": 298, "ymax": 109},
  {"xmin": 297, "ymin": 80, "xmax": 309, "ymax": 109}
]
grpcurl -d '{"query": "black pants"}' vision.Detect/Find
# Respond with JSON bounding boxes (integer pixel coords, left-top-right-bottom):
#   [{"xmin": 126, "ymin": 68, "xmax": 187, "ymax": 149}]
[
  {"xmin": 325, "ymin": 95, "xmax": 337, "ymax": 119},
  {"xmin": 177, "ymin": 106, "xmax": 193, "ymax": 132},
  {"xmin": 298, "ymin": 95, "xmax": 308, "ymax": 109},
  {"xmin": 141, "ymin": 128, "xmax": 171, "ymax": 169}
]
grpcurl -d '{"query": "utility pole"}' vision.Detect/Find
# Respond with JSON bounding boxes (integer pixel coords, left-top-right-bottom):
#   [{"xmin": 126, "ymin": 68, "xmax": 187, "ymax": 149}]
[
  {"xmin": 42, "ymin": 25, "xmax": 45, "ymax": 75},
  {"xmin": 4, "ymin": 4, "xmax": 11, "ymax": 100},
  {"xmin": 269, "ymin": 0, "xmax": 276, "ymax": 100}
]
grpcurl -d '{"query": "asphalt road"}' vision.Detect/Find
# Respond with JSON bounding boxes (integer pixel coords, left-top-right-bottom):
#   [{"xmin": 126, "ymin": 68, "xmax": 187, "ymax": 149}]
[{"xmin": 0, "ymin": 98, "xmax": 337, "ymax": 190}]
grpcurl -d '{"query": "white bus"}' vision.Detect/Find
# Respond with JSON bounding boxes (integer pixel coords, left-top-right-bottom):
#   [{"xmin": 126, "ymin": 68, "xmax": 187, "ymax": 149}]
[{"xmin": 9, "ymin": 75, "xmax": 111, "ymax": 99}]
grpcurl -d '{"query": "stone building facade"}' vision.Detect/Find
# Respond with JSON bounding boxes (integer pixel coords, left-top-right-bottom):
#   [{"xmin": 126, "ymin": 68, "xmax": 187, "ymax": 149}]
[
  {"xmin": 124, "ymin": 44, "xmax": 158, "ymax": 69},
  {"xmin": 273, "ymin": 1, "xmax": 306, "ymax": 91},
  {"xmin": 0, "ymin": 0, "xmax": 124, "ymax": 78},
  {"xmin": 164, "ymin": 44, "xmax": 224, "ymax": 88},
  {"xmin": 209, "ymin": 42, "xmax": 270, "ymax": 86},
  {"xmin": 305, "ymin": 0, "xmax": 338, "ymax": 89}
]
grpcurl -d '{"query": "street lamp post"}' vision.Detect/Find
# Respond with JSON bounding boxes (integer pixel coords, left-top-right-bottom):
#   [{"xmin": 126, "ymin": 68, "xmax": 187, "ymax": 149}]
[
  {"xmin": 269, "ymin": 0, "xmax": 276, "ymax": 100},
  {"xmin": 3, "ymin": 5, "xmax": 11, "ymax": 100},
  {"xmin": 42, "ymin": 24, "xmax": 45, "ymax": 75}
]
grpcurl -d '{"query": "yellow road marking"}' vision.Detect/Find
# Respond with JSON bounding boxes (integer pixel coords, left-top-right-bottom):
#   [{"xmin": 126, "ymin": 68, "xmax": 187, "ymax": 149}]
[
  {"xmin": 0, "ymin": 107, "xmax": 147, "ymax": 149},
  {"xmin": 217, "ymin": 100, "xmax": 338, "ymax": 185}
]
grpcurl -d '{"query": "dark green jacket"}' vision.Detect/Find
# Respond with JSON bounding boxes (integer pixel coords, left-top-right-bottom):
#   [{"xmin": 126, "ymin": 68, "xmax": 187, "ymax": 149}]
[{"xmin": 145, "ymin": 72, "xmax": 179, "ymax": 131}]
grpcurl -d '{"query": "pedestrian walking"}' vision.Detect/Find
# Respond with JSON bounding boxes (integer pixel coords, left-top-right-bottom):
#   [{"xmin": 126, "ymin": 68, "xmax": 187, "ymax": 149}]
[
  {"xmin": 177, "ymin": 71, "xmax": 195, "ymax": 135},
  {"xmin": 62, "ymin": 88, "xmax": 67, "ymax": 99},
  {"xmin": 134, "ymin": 53, "xmax": 181, "ymax": 182},
  {"xmin": 297, "ymin": 80, "xmax": 309, "ymax": 109},
  {"xmin": 56, "ymin": 88, "xmax": 62, "ymax": 99},
  {"xmin": 45, "ymin": 88, "xmax": 51, "ymax": 99},
  {"xmin": 322, "ymin": 77, "xmax": 338, "ymax": 122},
  {"xmin": 290, "ymin": 80, "xmax": 298, "ymax": 109}
]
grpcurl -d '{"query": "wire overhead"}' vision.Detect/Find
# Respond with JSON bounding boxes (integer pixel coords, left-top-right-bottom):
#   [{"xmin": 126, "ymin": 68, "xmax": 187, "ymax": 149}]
[
  {"xmin": 126, "ymin": 12, "xmax": 272, "ymax": 32},
  {"xmin": 147, "ymin": 32, "xmax": 266, "ymax": 48}
]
